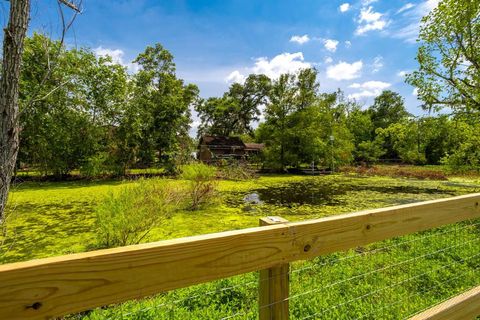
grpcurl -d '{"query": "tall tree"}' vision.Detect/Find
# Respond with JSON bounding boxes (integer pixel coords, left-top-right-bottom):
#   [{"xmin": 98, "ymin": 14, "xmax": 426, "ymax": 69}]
[
  {"xmin": 259, "ymin": 73, "xmax": 296, "ymax": 170},
  {"xmin": 195, "ymin": 97, "xmax": 238, "ymax": 136},
  {"xmin": 369, "ymin": 90, "xmax": 411, "ymax": 129},
  {"xmin": 294, "ymin": 68, "xmax": 319, "ymax": 110},
  {"xmin": 258, "ymin": 69, "xmax": 354, "ymax": 170},
  {"xmin": 406, "ymin": 0, "xmax": 480, "ymax": 112},
  {"xmin": 130, "ymin": 44, "xmax": 199, "ymax": 166},
  {"xmin": 0, "ymin": 0, "xmax": 30, "ymax": 222},
  {"xmin": 196, "ymin": 74, "xmax": 270, "ymax": 137}
]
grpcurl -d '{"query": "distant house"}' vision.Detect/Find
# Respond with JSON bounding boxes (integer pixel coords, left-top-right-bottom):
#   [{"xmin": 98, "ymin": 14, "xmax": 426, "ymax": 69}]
[
  {"xmin": 244, "ymin": 143, "xmax": 265, "ymax": 157},
  {"xmin": 198, "ymin": 136, "xmax": 264, "ymax": 163}
]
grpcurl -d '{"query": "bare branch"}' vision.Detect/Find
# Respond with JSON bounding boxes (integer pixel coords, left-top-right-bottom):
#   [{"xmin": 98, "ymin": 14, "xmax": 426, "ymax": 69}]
[
  {"xmin": 58, "ymin": 0, "xmax": 81, "ymax": 13},
  {"xmin": 17, "ymin": 0, "xmax": 83, "ymax": 119}
]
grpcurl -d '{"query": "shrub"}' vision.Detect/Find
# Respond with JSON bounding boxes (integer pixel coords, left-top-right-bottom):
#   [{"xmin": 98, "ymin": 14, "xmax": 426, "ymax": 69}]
[
  {"xmin": 441, "ymin": 135, "xmax": 480, "ymax": 173},
  {"xmin": 355, "ymin": 140, "xmax": 386, "ymax": 165},
  {"xmin": 217, "ymin": 161, "xmax": 257, "ymax": 181},
  {"xmin": 80, "ymin": 152, "xmax": 126, "ymax": 178},
  {"xmin": 80, "ymin": 153, "xmax": 110, "ymax": 178},
  {"xmin": 179, "ymin": 163, "xmax": 217, "ymax": 210},
  {"xmin": 94, "ymin": 179, "xmax": 180, "ymax": 248}
]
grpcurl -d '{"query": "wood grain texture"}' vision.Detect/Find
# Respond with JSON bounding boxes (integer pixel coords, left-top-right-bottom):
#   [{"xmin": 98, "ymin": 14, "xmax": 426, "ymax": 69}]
[
  {"xmin": 259, "ymin": 217, "xmax": 290, "ymax": 320},
  {"xmin": 0, "ymin": 193, "xmax": 479, "ymax": 320},
  {"xmin": 408, "ymin": 285, "xmax": 480, "ymax": 320}
]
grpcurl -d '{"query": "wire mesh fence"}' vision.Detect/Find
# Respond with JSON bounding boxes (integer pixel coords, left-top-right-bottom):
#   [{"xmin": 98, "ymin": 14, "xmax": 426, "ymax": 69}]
[{"xmin": 76, "ymin": 218, "xmax": 480, "ymax": 320}]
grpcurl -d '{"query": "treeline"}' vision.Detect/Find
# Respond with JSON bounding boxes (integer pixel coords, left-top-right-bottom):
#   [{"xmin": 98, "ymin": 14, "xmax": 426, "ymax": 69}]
[
  {"xmin": 18, "ymin": 34, "xmax": 480, "ymax": 177},
  {"xmin": 19, "ymin": 34, "xmax": 198, "ymax": 177},
  {"xmin": 197, "ymin": 70, "xmax": 480, "ymax": 171}
]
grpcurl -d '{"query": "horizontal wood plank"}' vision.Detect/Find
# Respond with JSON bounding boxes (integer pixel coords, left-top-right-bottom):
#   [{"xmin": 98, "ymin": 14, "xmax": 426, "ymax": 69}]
[
  {"xmin": 408, "ymin": 285, "xmax": 480, "ymax": 320},
  {"xmin": 0, "ymin": 193, "xmax": 479, "ymax": 319}
]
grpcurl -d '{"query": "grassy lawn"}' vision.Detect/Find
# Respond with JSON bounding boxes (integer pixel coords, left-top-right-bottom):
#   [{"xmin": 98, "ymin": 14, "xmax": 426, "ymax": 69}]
[{"xmin": 1, "ymin": 172, "xmax": 479, "ymax": 319}]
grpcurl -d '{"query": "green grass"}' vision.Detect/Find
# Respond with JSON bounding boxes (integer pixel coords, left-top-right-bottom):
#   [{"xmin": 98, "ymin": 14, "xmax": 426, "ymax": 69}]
[
  {"xmin": 78, "ymin": 221, "xmax": 479, "ymax": 320},
  {"xmin": 1, "ymin": 173, "xmax": 480, "ymax": 319}
]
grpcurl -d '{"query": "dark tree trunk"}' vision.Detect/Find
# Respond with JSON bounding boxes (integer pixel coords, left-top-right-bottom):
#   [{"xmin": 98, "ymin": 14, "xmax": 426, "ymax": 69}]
[{"xmin": 0, "ymin": 0, "xmax": 31, "ymax": 223}]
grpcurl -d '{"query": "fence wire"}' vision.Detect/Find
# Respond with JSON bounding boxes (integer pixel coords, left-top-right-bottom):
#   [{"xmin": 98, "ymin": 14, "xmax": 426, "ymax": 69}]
[{"xmin": 81, "ymin": 218, "xmax": 479, "ymax": 320}]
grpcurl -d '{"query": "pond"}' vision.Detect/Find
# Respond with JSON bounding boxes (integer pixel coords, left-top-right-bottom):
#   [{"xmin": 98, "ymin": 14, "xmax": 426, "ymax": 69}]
[
  {"xmin": 1, "ymin": 174, "xmax": 479, "ymax": 264},
  {"xmin": 227, "ymin": 177, "xmax": 460, "ymax": 207}
]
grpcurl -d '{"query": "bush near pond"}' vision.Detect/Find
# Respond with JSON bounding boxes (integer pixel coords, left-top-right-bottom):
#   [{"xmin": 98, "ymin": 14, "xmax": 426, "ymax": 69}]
[
  {"xmin": 95, "ymin": 179, "xmax": 181, "ymax": 248},
  {"xmin": 179, "ymin": 163, "xmax": 218, "ymax": 210}
]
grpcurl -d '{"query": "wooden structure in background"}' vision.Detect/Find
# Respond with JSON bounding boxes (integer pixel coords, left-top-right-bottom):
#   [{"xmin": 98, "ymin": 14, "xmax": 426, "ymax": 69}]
[{"xmin": 197, "ymin": 135, "xmax": 264, "ymax": 163}]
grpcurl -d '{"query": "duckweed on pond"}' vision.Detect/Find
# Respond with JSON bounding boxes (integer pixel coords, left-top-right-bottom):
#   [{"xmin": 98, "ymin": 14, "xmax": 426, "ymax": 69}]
[
  {"xmin": 227, "ymin": 177, "xmax": 458, "ymax": 207},
  {"xmin": 1, "ymin": 174, "xmax": 479, "ymax": 264}
]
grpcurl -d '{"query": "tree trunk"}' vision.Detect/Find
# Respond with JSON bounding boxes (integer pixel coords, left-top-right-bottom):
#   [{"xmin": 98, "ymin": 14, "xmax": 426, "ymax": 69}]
[{"xmin": 0, "ymin": 0, "xmax": 31, "ymax": 223}]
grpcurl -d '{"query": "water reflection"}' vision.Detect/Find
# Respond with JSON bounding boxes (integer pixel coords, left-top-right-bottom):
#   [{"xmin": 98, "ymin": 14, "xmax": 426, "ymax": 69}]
[{"xmin": 227, "ymin": 178, "xmax": 458, "ymax": 207}]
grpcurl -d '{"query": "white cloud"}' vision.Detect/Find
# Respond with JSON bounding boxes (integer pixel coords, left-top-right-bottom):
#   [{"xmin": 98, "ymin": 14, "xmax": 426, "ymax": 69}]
[
  {"xmin": 372, "ymin": 56, "xmax": 384, "ymax": 73},
  {"xmin": 227, "ymin": 52, "xmax": 311, "ymax": 82},
  {"xmin": 396, "ymin": 3, "xmax": 415, "ymax": 14},
  {"xmin": 324, "ymin": 57, "xmax": 333, "ymax": 64},
  {"xmin": 348, "ymin": 90, "xmax": 380, "ymax": 100},
  {"xmin": 225, "ymin": 70, "xmax": 246, "ymax": 84},
  {"xmin": 359, "ymin": 6, "xmax": 383, "ymax": 23},
  {"xmin": 397, "ymin": 70, "xmax": 408, "ymax": 77},
  {"xmin": 324, "ymin": 39, "xmax": 339, "ymax": 52},
  {"xmin": 290, "ymin": 34, "xmax": 310, "ymax": 45},
  {"xmin": 252, "ymin": 52, "xmax": 311, "ymax": 79},
  {"xmin": 349, "ymin": 81, "xmax": 391, "ymax": 90},
  {"xmin": 348, "ymin": 80, "xmax": 391, "ymax": 100},
  {"xmin": 412, "ymin": 88, "xmax": 419, "ymax": 96},
  {"xmin": 355, "ymin": 6, "xmax": 388, "ymax": 35},
  {"xmin": 362, "ymin": 0, "xmax": 378, "ymax": 5},
  {"xmin": 94, "ymin": 47, "xmax": 124, "ymax": 64},
  {"xmin": 326, "ymin": 60, "xmax": 363, "ymax": 81},
  {"xmin": 392, "ymin": 0, "xmax": 440, "ymax": 43},
  {"xmin": 93, "ymin": 47, "xmax": 139, "ymax": 73},
  {"xmin": 423, "ymin": 0, "xmax": 440, "ymax": 11},
  {"xmin": 339, "ymin": 3, "xmax": 350, "ymax": 12},
  {"xmin": 345, "ymin": 40, "xmax": 352, "ymax": 48}
]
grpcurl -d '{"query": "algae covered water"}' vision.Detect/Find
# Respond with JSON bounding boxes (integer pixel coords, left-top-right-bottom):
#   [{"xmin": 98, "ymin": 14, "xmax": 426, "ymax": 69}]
[{"xmin": 1, "ymin": 174, "xmax": 479, "ymax": 264}]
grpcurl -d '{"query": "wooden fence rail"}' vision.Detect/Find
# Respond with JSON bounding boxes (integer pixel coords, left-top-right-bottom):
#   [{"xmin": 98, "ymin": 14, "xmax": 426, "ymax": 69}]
[
  {"xmin": 0, "ymin": 193, "xmax": 479, "ymax": 320},
  {"xmin": 409, "ymin": 285, "xmax": 480, "ymax": 320}
]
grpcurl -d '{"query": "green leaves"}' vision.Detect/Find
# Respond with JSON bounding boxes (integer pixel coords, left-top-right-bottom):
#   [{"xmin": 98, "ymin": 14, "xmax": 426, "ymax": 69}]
[
  {"xmin": 259, "ymin": 71, "xmax": 354, "ymax": 170},
  {"xmin": 370, "ymin": 90, "xmax": 410, "ymax": 129},
  {"xmin": 19, "ymin": 34, "xmax": 129, "ymax": 177},
  {"xmin": 127, "ymin": 44, "xmax": 199, "ymax": 167},
  {"xmin": 195, "ymin": 74, "xmax": 271, "ymax": 137},
  {"xmin": 406, "ymin": 0, "xmax": 480, "ymax": 112}
]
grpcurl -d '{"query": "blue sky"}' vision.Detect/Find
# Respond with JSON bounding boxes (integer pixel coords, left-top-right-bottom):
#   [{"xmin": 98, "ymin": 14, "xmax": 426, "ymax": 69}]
[{"xmin": 24, "ymin": 0, "xmax": 439, "ymax": 118}]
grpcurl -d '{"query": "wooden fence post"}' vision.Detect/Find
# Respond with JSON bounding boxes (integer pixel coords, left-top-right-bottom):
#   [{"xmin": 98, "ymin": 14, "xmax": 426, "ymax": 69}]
[{"xmin": 259, "ymin": 216, "xmax": 290, "ymax": 320}]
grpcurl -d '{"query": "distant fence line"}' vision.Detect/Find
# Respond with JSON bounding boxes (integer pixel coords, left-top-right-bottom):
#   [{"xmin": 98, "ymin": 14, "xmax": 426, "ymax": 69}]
[{"xmin": 0, "ymin": 193, "xmax": 479, "ymax": 319}]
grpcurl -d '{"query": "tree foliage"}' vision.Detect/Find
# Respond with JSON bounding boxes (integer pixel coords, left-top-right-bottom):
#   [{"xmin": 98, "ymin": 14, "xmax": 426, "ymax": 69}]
[
  {"xmin": 196, "ymin": 74, "xmax": 270, "ymax": 137},
  {"xmin": 14, "ymin": 31, "xmax": 480, "ymax": 178},
  {"xmin": 406, "ymin": 0, "xmax": 480, "ymax": 112},
  {"xmin": 129, "ymin": 44, "xmax": 199, "ymax": 167},
  {"xmin": 19, "ymin": 34, "xmax": 128, "ymax": 176},
  {"xmin": 18, "ymin": 37, "xmax": 198, "ymax": 176},
  {"xmin": 258, "ymin": 70, "xmax": 353, "ymax": 170},
  {"xmin": 369, "ymin": 90, "xmax": 411, "ymax": 129}
]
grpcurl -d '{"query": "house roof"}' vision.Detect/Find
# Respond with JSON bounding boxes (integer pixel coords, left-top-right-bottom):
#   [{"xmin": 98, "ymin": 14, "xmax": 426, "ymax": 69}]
[
  {"xmin": 199, "ymin": 135, "xmax": 245, "ymax": 149},
  {"xmin": 244, "ymin": 143, "xmax": 265, "ymax": 150}
]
